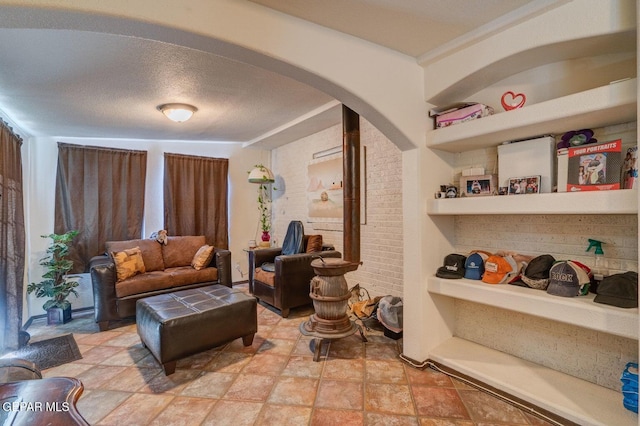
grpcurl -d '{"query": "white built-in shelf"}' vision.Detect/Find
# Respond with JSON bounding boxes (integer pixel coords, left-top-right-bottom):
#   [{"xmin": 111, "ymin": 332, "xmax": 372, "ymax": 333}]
[
  {"xmin": 427, "ymin": 189, "xmax": 637, "ymax": 215},
  {"xmin": 428, "ymin": 277, "xmax": 638, "ymax": 340},
  {"xmin": 428, "ymin": 78, "xmax": 637, "ymax": 153},
  {"xmin": 429, "ymin": 337, "xmax": 638, "ymax": 426}
]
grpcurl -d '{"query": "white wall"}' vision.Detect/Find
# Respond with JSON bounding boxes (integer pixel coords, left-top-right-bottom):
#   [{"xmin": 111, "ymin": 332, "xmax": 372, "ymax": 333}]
[
  {"xmin": 23, "ymin": 136, "xmax": 269, "ymax": 318},
  {"xmin": 270, "ymin": 118, "xmax": 404, "ymax": 298}
]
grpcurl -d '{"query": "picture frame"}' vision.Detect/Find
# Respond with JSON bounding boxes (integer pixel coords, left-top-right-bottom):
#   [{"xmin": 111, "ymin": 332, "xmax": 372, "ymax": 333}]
[
  {"xmin": 508, "ymin": 175, "xmax": 541, "ymax": 195},
  {"xmin": 459, "ymin": 174, "xmax": 496, "ymax": 197},
  {"xmin": 306, "ymin": 146, "xmax": 367, "ymax": 224}
]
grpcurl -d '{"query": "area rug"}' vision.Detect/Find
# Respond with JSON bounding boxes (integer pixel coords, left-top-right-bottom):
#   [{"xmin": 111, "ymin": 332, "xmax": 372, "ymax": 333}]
[{"xmin": 8, "ymin": 333, "xmax": 82, "ymax": 371}]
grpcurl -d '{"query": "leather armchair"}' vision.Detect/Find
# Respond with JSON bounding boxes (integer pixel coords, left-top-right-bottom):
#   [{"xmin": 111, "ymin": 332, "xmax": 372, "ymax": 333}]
[{"xmin": 248, "ymin": 244, "xmax": 341, "ymax": 317}]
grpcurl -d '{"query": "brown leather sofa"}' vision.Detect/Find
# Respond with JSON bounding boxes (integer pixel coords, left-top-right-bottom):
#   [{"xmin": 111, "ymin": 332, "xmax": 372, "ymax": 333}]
[
  {"xmin": 248, "ymin": 235, "xmax": 341, "ymax": 317},
  {"xmin": 90, "ymin": 235, "xmax": 231, "ymax": 331}
]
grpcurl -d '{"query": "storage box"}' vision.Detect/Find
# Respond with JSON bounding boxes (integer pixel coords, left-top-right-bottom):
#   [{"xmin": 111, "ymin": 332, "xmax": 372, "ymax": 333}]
[
  {"xmin": 435, "ymin": 104, "xmax": 493, "ymax": 128},
  {"xmin": 498, "ymin": 136, "xmax": 556, "ymax": 193},
  {"xmin": 560, "ymin": 139, "xmax": 622, "ymax": 192}
]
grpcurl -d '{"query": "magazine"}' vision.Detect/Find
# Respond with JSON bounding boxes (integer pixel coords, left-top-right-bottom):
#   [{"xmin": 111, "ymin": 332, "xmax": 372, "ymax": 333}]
[{"xmin": 566, "ymin": 139, "xmax": 622, "ymax": 191}]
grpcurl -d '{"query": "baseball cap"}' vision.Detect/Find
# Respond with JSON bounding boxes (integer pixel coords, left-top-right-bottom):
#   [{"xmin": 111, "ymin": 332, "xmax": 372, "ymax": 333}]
[
  {"xmin": 547, "ymin": 261, "xmax": 591, "ymax": 297},
  {"xmin": 436, "ymin": 254, "xmax": 467, "ymax": 279},
  {"xmin": 510, "ymin": 254, "xmax": 556, "ymax": 290},
  {"xmin": 482, "ymin": 255, "xmax": 517, "ymax": 284},
  {"xmin": 464, "ymin": 252, "xmax": 485, "ymax": 280},
  {"xmin": 594, "ymin": 271, "xmax": 638, "ymax": 308}
]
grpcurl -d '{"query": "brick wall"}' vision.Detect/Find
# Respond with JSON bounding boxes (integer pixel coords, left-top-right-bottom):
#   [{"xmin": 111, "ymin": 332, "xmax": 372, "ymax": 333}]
[{"xmin": 271, "ymin": 118, "xmax": 404, "ymax": 297}]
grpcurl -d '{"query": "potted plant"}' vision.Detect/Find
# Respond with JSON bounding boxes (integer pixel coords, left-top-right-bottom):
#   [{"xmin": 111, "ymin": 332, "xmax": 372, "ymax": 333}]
[
  {"xmin": 248, "ymin": 164, "xmax": 276, "ymax": 247},
  {"xmin": 27, "ymin": 230, "xmax": 80, "ymax": 325},
  {"xmin": 257, "ymin": 181, "xmax": 272, "ymax": 246}
]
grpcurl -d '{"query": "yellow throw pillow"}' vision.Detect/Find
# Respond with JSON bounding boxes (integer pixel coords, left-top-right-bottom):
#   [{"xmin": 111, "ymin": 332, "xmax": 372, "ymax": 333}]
[
  {"xmin": 111, "ymin": 246, "xmax": 146, "ymax": 282},
  {"xmin": 191, "ymin": 245, "xmax": 215, "ymax": 270}
]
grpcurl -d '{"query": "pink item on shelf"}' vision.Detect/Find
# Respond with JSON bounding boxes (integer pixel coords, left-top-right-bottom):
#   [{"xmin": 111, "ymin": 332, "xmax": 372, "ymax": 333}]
[{"xmin": 435, "ymin": 104, "xmax": 493, "ymax": 128}]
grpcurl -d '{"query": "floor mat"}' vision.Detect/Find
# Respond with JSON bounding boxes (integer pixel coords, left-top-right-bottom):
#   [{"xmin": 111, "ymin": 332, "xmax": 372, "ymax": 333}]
[{"xmin": 6, "ymin": 333, "xmax": 82, "ymax": 371}]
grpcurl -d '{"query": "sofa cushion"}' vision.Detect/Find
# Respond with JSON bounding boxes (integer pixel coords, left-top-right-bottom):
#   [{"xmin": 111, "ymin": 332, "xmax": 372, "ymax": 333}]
[
  {"xmin": 114, "ymin": 267, "xmax": 218, "ymax": 299},
  {"xmin": 163, "ymin": 236, "xmax": 206, "ymax": 268},
  {"xmin": 168, "ymin": 266, "xmax": 218, "ymax": 286},
  {"xmin": 106, "ymin": 239, "xmax": 165, "ymax": 272},
  {"xmin": 111, "ymin": 247, "xmax": 146, "ymax": 282},
  {"xmin": 305, "ymin": 235, "xmax": 323, "ymax": 253},
  {"xmin": 115, "ymin": 270, "xmax": 173, "ymax": 298},
  {"xmin": 191, "ymin": 245, "xmax": 215, "ymax": 270},
  {"xmin": 254, "ymin": 267, "xmax": 275, "ymax": 287}
]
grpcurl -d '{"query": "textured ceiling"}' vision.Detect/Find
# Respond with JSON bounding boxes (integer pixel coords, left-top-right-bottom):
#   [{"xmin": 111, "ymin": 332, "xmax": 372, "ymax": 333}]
[{"xmin": 0, "ymin": 0, "xmax": 542, "ymax": 146}]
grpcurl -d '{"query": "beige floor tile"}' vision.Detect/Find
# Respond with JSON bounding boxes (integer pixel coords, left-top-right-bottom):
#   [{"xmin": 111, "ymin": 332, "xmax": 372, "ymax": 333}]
[
  {"xmin": 365, "ymin": 383, "xmax": 415, "ymax": 416},
  {"xmin": 204, "ymin": 350, "xmax": 252, "ymax": 373},
  {"xmin": 365, "ymin": 359, "xmax": 408, "ymax": 384},
  {"xmin": 256, "ymin": 403, "xmax": 312, "ymax": 426},
  {"xmin": 76, "ymin": 364, "xmax": 128, "ymax": 389},
  {"xmin": 149, "ymin": 396, "xmax": 216, "ymax": 426},
  {"xmin": 179, "ymin": 371, "xmax": 236, "ymax": 398},
  {"xmin": 96, "ymin": 392, "xmax": 174, "ymax": 425},
  {"xmin": 76, "ymin": 389, "xmax": 132, "ymax": 425},
  {"xmin": 102, "ymin": 366, "xmax": 163, "ymax": 392},
  {"xmin": 458, "ymin": 389, "xmax": 529, "ymax": 424},
  {"xmin": 223, "ymin": 373, "xmax": 276, "ymax": 401},
  {"xmin": 267, "ymin": 376, "xmax": 318, "ymax": 406},
  {"xmin": 411, "ymin": 386, "xmax": 471, "ymax": 420},
  {"xmin": 315, "ymin": 379, "xmax": 364, "ymax": 410},
  {"xmin": 201, "ymin": 400, "xmax": 263, "ymax": 426},
  {"xmin": 322, "ymin": 358, "xmax": 365, "ymax": 381},
  {"xmin": 241, "ymin": 352, "xmax": 288, "ymax": 375},
  {"xmin": 281, "ymin": 355, "xmax": 324, "ymax": 378},
  {"xmin": 310, "ymin": 408, "xmax": 364, "ymax": 426}
]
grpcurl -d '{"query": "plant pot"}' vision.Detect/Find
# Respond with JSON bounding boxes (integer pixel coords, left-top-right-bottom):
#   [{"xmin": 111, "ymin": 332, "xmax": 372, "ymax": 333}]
[
  {"xmin": 261, "ymin": 231, "xmax": 271, "ymax": 242},
  {"xmin": 47, "ymin": 305, "xmax": 72, "ymax": 325}
]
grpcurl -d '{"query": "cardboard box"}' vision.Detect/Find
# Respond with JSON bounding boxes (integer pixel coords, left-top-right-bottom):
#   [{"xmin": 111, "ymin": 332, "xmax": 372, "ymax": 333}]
[
  {"xmin": 498, "ymin": 136, "xmax": 556, "ymax": 193},
  {"xmin": 435, "ymin": 104, "xmax": 493, "ymax": 128}
]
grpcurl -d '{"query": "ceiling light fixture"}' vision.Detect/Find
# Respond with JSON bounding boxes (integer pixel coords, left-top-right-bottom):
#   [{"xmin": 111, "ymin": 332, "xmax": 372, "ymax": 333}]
[{"xmin": 157, "ymin": 103, "xmax": 197, "ymax": 123}]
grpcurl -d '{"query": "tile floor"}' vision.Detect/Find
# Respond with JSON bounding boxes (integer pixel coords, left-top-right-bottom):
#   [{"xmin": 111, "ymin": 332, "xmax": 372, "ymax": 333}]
[{"xmin": 25, "ymin": 284, "xmax": 556, "ymax": 425}]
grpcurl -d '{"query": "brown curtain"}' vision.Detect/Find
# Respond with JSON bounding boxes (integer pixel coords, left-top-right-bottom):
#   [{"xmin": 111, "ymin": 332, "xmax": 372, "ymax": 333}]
[
  {"xmin": 164, "ymin": 153, "xmax": 228, "ymax": 248},
  {"xmin": 55, "ymin": 143, "xmax": 147, "ymax": 272},
  {"xmin": 0, "ymin": 121, "xmax": 25, "ymax": 353}
]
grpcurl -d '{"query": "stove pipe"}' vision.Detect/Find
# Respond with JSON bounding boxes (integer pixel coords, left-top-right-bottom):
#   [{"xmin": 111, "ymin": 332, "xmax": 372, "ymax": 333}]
[{"xmin": 342, "ymin": 105, "xmax": 360, "ymax": 265}]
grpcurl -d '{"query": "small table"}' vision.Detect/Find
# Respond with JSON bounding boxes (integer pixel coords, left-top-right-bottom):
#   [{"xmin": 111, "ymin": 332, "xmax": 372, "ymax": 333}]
[{"xmin": 0, "ymin": 377, "xmax": 89, "ymax": 426}]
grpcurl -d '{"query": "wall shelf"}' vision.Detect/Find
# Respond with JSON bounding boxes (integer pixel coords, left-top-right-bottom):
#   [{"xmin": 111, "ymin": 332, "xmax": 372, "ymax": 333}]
[
  {"xmin": 429, "ymin": 337, "xmax": 638, "ymax": 426},
  {"xmin": 428, "ymin": 79, "xmax": 637, "ymax": 153},
  {"xmin": 427, "ymin": 277, "xmax": 638, "ymax": 340},
  {"xmin": 427, "ymin": 189, "xmax": 637, "ymax": 215}
]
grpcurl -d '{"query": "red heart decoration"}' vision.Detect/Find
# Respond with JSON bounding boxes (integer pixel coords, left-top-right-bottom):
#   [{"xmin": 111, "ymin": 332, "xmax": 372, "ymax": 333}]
[{"xmin": 501, "ymin": 91, "xmax": 526, "ymax": 111}]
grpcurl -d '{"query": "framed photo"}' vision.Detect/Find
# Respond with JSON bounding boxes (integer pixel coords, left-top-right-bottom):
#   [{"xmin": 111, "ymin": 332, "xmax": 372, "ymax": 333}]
[
  {"xmin": 306, "ymin": 146, "xmax": 367, "ymax": 224},
  {"xmin": 459, "ymin": 174, "xmax": 496, "ymax": 197},
  {"xmin": 508, "ymin": 175, "xmax": 541, "ymax": 195}
]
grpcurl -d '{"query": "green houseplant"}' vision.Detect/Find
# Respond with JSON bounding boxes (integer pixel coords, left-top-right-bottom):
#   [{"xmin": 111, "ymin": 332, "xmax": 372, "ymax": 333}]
[
  {"xmin": 27, "ymin": 230, "xmax": 80, "ymax": 325},
  {"xmin": 248, "ymin": 164, "xmax": 276, "ymax": 247}
]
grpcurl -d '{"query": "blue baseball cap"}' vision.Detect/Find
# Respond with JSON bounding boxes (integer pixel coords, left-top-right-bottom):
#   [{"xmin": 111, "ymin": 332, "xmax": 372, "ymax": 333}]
[{"xmin": 464, "ymin": 252, "xmax": 485, "ymax": 280}]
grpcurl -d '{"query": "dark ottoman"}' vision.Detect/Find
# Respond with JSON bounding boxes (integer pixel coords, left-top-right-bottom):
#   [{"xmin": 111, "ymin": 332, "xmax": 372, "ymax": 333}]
[{"xmin": 136, "ymin": 284, "xmax": 257, "ymax": 375}]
